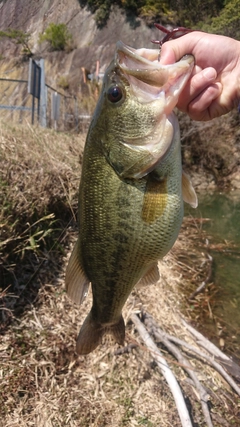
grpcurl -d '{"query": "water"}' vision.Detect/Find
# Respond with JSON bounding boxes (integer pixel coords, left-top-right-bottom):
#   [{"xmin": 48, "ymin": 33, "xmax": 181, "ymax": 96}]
[{"xmin": 187, "ymin": 191, "xmax": 240, "ymax": 354}]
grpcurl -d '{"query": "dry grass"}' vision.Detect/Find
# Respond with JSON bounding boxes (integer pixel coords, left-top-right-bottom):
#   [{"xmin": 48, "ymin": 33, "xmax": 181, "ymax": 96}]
[
  {"xmin": 0, "ymin": 120, "xmax": 85, "ymax": 326},
  {"xmin": 0, "ymin": 121, "xmax": 240, "ymax": 426}
]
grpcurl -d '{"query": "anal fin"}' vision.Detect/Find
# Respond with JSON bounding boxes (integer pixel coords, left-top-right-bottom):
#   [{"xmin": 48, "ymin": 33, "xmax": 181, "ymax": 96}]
[
  {"xmin": 136, "ymin": 263, "xmax": 160, "ymax": 288},
  {"xmin": 65, "ymin": 238, "xmax": 89, "ymax": 305}
]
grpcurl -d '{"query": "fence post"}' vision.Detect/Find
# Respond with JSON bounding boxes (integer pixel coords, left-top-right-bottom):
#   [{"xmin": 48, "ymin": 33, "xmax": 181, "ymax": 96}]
[
  {"xmin": 31, "ymin": 62, "xmax": 36, "ymax": 125},
  {"xmin": 39, "ymin": 59, "xmax": 47, "ymax": 128},
  {"xmin": 28, "ymin": 59, "xmax": 41, "ymax": 125},
  {"xmin": 74, "ymin": 96, "xmax": 79, "ymax": 132},
  {"xmin": 51, "ymin": 91, "xmax": 61, "ymax": 131}
]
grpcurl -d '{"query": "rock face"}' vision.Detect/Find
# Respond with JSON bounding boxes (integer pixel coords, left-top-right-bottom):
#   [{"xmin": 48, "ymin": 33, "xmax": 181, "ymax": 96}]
[
  {"xmin": 0, "ymin": 1, "xmax": 160, "ymax": 87},
  {"xmin": 1, "ymin": 0, "xmax": 240, "ymax": 190}
]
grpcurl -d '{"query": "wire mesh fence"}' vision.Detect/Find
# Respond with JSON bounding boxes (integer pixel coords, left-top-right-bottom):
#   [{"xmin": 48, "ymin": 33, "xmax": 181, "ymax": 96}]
[
  {"xmin": 0, "ymin": 78, "xmax": 32, "ymax": 123},
  {"xmin": 45, "ymin": 83, "xmax": 80, "ymax": 132},
  {"xmin": 0, "ymin": 63, "xmax": 92, "ymax": 133}
]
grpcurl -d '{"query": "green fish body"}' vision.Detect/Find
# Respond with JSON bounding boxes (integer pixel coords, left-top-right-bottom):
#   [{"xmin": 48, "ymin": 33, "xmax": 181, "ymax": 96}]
[{"xmin": 66, "ymin": 42, "xmax": 197, "ymax": 355}]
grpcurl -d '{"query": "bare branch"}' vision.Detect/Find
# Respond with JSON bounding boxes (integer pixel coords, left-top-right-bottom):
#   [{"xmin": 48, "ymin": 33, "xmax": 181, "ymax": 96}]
[
  {"xmin": 143, "ymin": 312, "xmax": 213, "ymax": 427},
  {"xmin": 188, "ymin": 254, "xmax": 213, "ymax": 300},
  {"xmin": 181, "ymin": 318, "xmax": 230, "ymax": 361},
  {"xmin": 131, "ymin": 313, "xmax": 193, "ymax": 427},
  {"xmin": 146, "ymin": 314, "xmax": 240, "ymax": 396}
]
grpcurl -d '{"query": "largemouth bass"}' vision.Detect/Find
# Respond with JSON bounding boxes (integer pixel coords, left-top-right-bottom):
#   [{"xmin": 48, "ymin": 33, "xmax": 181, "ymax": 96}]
[{"xmin": 66, "ymin": 41, "xmax": 197, "ymax": 355}]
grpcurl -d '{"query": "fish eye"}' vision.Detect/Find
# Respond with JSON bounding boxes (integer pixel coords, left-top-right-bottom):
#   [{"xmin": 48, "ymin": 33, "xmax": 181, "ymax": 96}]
[{"xmin": 107, "ymin": 85, "xmax": 123, "ymax": 103}]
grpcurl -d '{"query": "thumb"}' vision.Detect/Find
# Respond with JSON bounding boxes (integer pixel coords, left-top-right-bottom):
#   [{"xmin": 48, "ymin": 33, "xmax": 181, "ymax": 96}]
[
  {"xmin": 159, "ymin": 33, "xmax": 201, "ymax": 65},
  {"xmin": 159, "ymin": 42, "xmax": 178, "ymax": 65}
]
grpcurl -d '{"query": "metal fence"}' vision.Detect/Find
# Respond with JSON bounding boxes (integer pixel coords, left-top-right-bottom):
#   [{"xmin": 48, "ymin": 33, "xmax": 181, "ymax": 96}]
[
  {"xmin": 0, "ymin": 59, "xmax": 92, "ymax": 132},
  {"xmin": 0, "ymin": 77, "xmax": 31, "ymax": 123}
]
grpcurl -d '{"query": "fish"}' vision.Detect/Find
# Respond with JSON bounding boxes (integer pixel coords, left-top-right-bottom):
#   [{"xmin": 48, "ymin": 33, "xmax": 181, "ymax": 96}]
[{"xmin": 65, "ymin": 41, "xmax": 197, "ymax": 355}]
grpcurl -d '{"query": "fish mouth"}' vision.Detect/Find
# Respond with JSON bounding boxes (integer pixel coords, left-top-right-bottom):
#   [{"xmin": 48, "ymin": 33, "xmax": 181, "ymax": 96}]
[{"xmin": 115, "ymin": 41, "xmax": 194, "ymax": 113}]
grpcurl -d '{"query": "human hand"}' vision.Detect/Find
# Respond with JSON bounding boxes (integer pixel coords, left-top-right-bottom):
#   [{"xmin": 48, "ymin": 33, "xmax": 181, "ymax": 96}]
[{"xmin": 160, "ymin": 31, "xmax": 240, "ymax": 121}]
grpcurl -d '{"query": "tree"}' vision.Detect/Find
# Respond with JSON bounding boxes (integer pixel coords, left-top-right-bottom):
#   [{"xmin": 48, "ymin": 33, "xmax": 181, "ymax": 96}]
[{"xmin": 199, "ymin": 0, "xmax": 240, "ymax": 39}]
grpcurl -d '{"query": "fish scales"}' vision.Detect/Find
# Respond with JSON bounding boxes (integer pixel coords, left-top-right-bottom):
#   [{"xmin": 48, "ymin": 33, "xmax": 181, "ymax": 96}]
[
  {"xmin": 66, "ymin": 41, "xmax": 197, "ymax": 355},
  {"xmin": 81, "ymin": 131, "xmax": 181, "ymax": 278}
]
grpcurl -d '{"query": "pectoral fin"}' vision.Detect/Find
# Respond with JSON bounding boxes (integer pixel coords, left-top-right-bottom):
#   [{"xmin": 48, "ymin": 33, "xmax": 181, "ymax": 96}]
[
  {"xmin": 142, "ymin": 176, "xmax": 168, "ymax": 224},
  {"xmin": 182, "ymin": 171, "xmax": 198, "ymax": 208},
  {"xmin": 65, "ymin": 238, "xmax": 89, "ymax": 305}
]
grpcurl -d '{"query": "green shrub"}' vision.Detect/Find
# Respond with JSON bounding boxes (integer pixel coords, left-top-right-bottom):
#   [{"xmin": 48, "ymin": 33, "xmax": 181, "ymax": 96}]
[
  {"xmin": 0, "ymin": 29, "xmax": 32, "ymax": 56},
  {"xmin": 57, "ymin": 75, "xmax": 70, "ymax": 90},
  {"xmin": 95, "ymin": 3, "xmax": 112, "ymax": 28},
  {"xmin": 199, "ymin": 0, "xmax": 240, "ymax": 39},
  {"xmin": 39, "ymin": 23, "xmax": 73, "ymax": 51},
  {"xmin": 78, "ymin": 0, "xmax": 226, "ymax": 27}
]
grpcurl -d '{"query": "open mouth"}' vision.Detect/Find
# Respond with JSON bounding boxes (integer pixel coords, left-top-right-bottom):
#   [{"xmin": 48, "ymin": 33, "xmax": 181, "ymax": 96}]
[{"xmin": 115, "ymin": 41, "xmax": 194, "ymax": 108}]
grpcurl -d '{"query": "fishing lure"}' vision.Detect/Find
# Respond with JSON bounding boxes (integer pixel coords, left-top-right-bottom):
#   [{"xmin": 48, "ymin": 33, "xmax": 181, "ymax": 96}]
[{"xmin": 152, "ymin": 24, "xmax": 194, "ymax": 61}]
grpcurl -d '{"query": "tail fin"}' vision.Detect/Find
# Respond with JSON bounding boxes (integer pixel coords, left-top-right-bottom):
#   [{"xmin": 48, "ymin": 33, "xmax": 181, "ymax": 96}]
[
  {"xmin": 76, "ymin": 312, "xmax": 104, "ymax": 355},
  {"xmin": 76, "ymin": 313, "xmax": 125, "ymax": 355},
  {"xmin": 110, "ymin": 315, "xmax": 125, "ymax": 346}
]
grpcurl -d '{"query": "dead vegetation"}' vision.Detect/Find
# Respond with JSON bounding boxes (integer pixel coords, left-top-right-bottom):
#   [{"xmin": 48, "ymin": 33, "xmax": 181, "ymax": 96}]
[
  {"xmin": 0, "ymin": 120, "xmax": 84, "ymax": 327},
  {"xmin": 179, "ymin": 110, "xmax": 240, "ymax": 188},
  {"xmin": 1, "ymin": 121, "xmax": 240, "ymax": 426}
]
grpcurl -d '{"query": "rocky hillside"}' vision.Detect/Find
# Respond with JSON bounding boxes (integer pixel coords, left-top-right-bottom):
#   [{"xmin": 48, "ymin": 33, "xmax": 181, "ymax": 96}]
[
  {"xmin": 0, "ymin": 0, "xmax": 160, "ymax": 89},
  {"xmin": 1, "ymin": 0, "xmax": 240, "ymax": 189}
]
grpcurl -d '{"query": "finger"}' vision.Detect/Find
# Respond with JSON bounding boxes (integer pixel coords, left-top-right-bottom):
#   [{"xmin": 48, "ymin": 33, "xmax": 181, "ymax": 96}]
[
  {"xmin": 187, "ymin": 83, "xmax": 222, "ymax": 121},
  {"xmin": 177, "ymin": 67, "xmax": 217, "ymax": 112}
]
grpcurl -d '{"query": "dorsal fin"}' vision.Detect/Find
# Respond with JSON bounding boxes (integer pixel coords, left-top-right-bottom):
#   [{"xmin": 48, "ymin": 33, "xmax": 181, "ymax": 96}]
[
  {"xmin": 65, "ymin": 238, "xmax": 89, "ymax": 305},
  {"xmin": 182, "ymin": 170, "xmax": 198, "ymax": 208}
]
